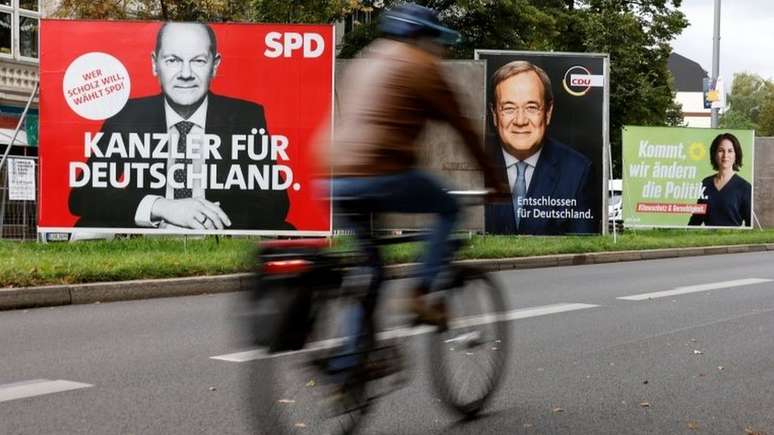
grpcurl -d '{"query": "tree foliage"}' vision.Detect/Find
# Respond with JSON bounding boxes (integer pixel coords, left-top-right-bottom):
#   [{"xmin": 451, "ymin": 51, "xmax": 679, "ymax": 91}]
[
  {"xmin": 55, "ymin": 0, "xmax": 373, "ymax": 22},
  {"xmin": 339, "ymin": 0, "xmax": 687, "ymax": 176},
  {"xmin": 720, "ymin": 73, "xmax": 774, "ymax": 136},
  {"xmin": 247, "ymin": 0, "xmax": 374, "ymax": 23},
  {"xmin": 56, "ymin": 0, "xmax": 690, "ymax": 174},
  {"xmin": 54, "ymin": 0, "xmax": 229, "ymax": 20}
]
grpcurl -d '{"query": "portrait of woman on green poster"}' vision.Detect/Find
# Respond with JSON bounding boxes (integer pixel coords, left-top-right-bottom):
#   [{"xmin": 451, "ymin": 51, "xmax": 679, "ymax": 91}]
[{"xmin": 688, "ymin": 133, "xmax": 752, "ymax": 227}]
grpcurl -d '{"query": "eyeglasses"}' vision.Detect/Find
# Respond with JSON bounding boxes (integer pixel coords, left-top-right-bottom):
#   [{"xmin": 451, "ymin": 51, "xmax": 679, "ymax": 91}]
[{"xmin": 497, "ymin": 104, "xmax": 543, "ymax": 119}]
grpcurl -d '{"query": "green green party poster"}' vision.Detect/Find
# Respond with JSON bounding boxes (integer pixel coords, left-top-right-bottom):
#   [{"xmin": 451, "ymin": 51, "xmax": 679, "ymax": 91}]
[{"xmin": 622, "ymin": 126, "xmax": 754, "ymax": 228}]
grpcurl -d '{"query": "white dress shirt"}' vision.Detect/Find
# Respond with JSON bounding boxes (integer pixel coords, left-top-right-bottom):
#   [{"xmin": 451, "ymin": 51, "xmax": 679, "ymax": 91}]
[
  {"xmin": 502, "ymin": 148, "xmax": 542, "ymax": 194},
  {"xmin": 134, "ymin": 98, "xmax": 209, "ymax": 227}
]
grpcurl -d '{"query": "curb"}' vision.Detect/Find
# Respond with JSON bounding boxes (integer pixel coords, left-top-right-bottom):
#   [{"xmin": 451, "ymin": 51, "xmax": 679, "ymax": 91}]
[{"xmin": 3, "ymin": 243, "xmax": 774, "ymax": 311}]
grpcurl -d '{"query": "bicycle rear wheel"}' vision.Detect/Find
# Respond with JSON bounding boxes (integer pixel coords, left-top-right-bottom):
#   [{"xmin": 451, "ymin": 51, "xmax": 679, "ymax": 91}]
[
  {"xmin": 247, "ymin": 298, "xmax": 371, "ymax": 435},
  {"xmin": 428, "ymin": 267, "xmax": 509, "ymax": 417}
]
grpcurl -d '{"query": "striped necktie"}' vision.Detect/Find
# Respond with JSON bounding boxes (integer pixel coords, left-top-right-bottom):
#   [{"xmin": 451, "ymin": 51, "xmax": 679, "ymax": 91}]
[
  {"xmin": 173, "ymin": 120, "xmax": 194, "ymax": 199},
  {"xmin": 513, "ymin": 161, "xmax": 527, "ymax": 229}
]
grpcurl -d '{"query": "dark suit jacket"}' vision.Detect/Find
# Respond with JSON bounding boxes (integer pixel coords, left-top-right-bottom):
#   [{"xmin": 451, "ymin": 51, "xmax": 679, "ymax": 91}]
[
  {"xmin": 485, "ymin": 137, "xmax": 595, "ymax": 235},
  {"xmin": 69, "ymin": 93, "xmax": 292, "ymax": 230},
  {"xmin": 688, "ymin": 174, "xmax": 751, "ymax": 226}
]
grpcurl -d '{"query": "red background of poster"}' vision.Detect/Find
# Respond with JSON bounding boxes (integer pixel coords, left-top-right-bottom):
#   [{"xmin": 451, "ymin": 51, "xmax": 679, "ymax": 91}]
[{"xmin": 39, "ymin": 20, "xmax": 332, "ymax": 233}]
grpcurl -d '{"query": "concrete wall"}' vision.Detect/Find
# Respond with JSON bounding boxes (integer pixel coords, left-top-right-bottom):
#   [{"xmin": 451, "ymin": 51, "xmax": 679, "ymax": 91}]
[
  {"xmin": 754, "ymin": 137, "xmax": 774, "ymax": 228},
  {"xmin": 334, "ymin": 59, "xmax": 488, "ymax": 232}
]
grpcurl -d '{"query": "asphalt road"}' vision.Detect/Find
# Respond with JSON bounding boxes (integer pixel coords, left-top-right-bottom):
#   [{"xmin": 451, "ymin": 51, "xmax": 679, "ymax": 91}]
[{"xmin": 2, "ymin": 251, "xmax": 774, "ymax": 434}]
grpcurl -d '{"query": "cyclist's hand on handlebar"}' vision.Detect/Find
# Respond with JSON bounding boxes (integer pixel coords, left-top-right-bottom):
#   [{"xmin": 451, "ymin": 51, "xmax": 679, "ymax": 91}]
[
  {"xmin": 487, "ymin": 174, "xmax": 511, "ymax": 202},
  {"xmin": 486, "ymin": 190, "xmax": 511, "ymax": 202}
]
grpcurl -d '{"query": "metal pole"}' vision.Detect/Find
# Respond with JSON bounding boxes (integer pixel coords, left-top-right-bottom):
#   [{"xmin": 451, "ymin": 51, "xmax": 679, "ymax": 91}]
[
  {"xmin": 0, "ymin": 168, "xmax": 6, "ymax": 236},
  {"xmin": 710, "ymin": 0, "xmax": 721, "ymax": 128}
]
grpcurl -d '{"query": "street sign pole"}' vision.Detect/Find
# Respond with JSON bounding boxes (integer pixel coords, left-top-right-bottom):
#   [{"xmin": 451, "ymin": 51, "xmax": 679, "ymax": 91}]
[{"xmin": 710, "ymin": 0, "xmax": 721, "ymax": 128}]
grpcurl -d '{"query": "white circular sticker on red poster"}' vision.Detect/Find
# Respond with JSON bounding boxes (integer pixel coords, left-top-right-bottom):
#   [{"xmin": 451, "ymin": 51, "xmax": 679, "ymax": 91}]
[{"xmin": 63, "ymin": 52, "xmax": 131, "ymax": 120}]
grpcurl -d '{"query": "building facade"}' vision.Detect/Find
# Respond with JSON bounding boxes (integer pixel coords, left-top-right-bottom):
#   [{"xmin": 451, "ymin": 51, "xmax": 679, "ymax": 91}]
[
  {"xmin": 667, "ymin": 52, "xmax": 722, "ymax": 128},
  {"xmin": 0, "ymin": 0, "xmax": 50, "ymax": 239}
]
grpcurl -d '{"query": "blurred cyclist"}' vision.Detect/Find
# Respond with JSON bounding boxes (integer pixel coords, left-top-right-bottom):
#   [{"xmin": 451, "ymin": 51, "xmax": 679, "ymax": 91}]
[{"xmin": 325, "ymin": 3, "xmax": 508, "ymax": 374}]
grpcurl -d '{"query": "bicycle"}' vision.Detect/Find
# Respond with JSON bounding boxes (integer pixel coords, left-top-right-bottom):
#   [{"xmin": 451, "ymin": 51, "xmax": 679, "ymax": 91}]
[{"xmin": 243, "ymin": 191, "xmax": 509, "ymax": 435}]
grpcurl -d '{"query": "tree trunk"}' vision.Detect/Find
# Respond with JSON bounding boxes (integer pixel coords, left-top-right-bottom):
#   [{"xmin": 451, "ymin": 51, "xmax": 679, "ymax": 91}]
[{"xmin": 159, "ymin": 0, "xmax": 168, "ymax": 20}]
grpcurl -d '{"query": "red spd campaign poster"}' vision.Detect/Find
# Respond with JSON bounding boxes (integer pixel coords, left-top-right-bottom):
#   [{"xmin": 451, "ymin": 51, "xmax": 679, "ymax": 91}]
[{"xmin": 39, "ymin": 20, "xmax": 332, "ymax": 235}]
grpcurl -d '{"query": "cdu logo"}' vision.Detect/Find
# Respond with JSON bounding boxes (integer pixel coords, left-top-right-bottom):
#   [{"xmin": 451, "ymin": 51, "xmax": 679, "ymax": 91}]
[{"xmin": 562, "ymin": 66, "xmax": 604, "ymax": 97}]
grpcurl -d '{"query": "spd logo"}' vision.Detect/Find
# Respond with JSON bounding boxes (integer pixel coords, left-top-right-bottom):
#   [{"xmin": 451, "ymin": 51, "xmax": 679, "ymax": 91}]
[{"xmin": 562, "ymin": 66, "xmax": 604, "ymax": 97}]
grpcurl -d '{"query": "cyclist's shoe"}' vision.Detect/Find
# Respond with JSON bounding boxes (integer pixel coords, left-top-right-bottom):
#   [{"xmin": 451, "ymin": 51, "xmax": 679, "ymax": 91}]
[{"xmin": 409, "ymin": 297, "xmax": 449, "ymax": 332}]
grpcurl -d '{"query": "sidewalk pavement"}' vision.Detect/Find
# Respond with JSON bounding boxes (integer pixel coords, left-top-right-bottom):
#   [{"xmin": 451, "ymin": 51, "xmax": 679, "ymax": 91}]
[{"xmin": 2, "ymin": 243, "xmax": 773, "ymax": 311}]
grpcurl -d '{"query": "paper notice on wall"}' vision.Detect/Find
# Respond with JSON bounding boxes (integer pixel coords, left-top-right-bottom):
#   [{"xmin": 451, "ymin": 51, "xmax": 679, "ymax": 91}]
[{"xmin": 7, "ymin": 158, "xmax": 36, "ymax": 201}]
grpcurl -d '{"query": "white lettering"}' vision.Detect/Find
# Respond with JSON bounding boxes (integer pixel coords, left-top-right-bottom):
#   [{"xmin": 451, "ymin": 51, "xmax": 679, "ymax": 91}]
[
  {"xmin": 84, "ymin": 132, "xmax": 103, "ymax": 158},
  {"xmin": 264, "ymin": 32, "xmax": 283, "ymax": 58},
  {"xmin": 271, "ymin": 135, "xmax": 289, "ymax": 160},
  {"xmin": 224, "ymin": 165, "xmax": 247, "ymax": 190},
  {"xmin": 69, "ymin": 161, "xmax": 90, "ymax": 187},
  {"xmin": 273, "ymin": 165, "xmax": 293, "ymax": 190}
]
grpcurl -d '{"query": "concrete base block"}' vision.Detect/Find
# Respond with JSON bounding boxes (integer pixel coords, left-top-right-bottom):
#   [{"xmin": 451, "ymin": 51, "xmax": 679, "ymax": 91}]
[
  {"xmin": 676, "ymin": 247, "xmax": 709, "ymax": 257},
  {"xmin": 702, "ymin": 246, "xmax": 730, "ymax": 255},
  {"xmin": 510, "ymin": 256, "xmax": 560, "ymax": 269},
  {"xmin": 640, "ymin": 250, "xmax": 680, "ymax": 260},
  {"xmin": 726, "ymin": 245, "xmax": 752, "ymax": 254},
  {"xmin": 590, "ymin": 251, "xmax": 642, "ymax": 263},
  {"xmin": 69, "ymin": 274, "xmax": 247, "ymax": 304},
  {"xmin": 0, "ymin": 286, "xmax": 70, "ymax": 310}
]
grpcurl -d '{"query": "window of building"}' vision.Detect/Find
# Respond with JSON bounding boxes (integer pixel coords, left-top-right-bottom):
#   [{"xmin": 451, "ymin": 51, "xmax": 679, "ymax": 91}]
[
  {"xmin": 0, "ymin": 0, "xmax": 39, "ymax": 61},
  {"xmin": 19, "ymin": 0, "xmax": 36, "ymax": 11},
  {"xmin": 18, "ymin": 14, "xmax": 35, "ymax": 57},
  {"xmin": 0, "ymin": 12, "xmax": 11, "ymax": 55}
]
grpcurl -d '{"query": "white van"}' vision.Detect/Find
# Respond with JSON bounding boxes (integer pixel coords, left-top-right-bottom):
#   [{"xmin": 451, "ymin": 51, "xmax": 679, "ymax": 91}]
[{"xmin": 608, "ymin": 179, "xmax": 623, "ymax": 224}]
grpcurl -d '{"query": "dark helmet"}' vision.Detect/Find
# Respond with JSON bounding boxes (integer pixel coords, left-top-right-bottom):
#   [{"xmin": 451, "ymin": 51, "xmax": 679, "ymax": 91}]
[{"xmin": 378, "ymin": 2, "xmax": 461, "ymax": 45}]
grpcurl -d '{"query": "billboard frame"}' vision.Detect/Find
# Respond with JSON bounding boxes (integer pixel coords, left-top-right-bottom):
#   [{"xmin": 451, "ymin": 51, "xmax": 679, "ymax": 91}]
[
  {"xmin": 37, "ymin": 20, "xmax": 336, "ymax": 238},
  {"xmin": 474, "ymin": 49, "xmax": 611, "ymax": 235},
  {"xmin": 621, "ymin": 125, "xmax": 755, "ymax": 230}
]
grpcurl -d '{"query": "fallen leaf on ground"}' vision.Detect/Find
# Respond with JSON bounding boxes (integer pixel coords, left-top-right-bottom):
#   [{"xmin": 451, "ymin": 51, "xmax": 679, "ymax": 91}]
[
  {"xmin": 208, "ymin": 387, "xmax": 216, "ymax": 391},
  {"xmin": 306, "ymin": 380, "xmax": 316, "ymax": 387},
  {"xmin": 552, "ymin": 407, "xmax": 565, "ymax": 413},
  {"xmin": 643, "ymin": 380, "xmax": 649, "ymax": 384},
  {"xmin": 693, "ymin": 350, "xmax": 704, "ymax": 355},
  {"xmin": 639, "ymin": 402, "xmax": 651, "ymax": 408},
  {"xmin": 523, "ymin": 423, "xmax": 533, "ymax": 428},
  {"xmin": 744, "ymin": 426, "xmax": 767, "ymax": 435},
  {"xmin": 294, "ymin": 423, "xmax": 307, "ymax": 428},
  {"xmin": 688, "ymin": 421, "xmax": 699, "ymax": 430},
  {"xmin": 718, "ymin": 366, "xmax": 724, "ymax": 371},
  {"xmin": 278, "ymin": 399, "xmax": 296, "ymax": 404}
]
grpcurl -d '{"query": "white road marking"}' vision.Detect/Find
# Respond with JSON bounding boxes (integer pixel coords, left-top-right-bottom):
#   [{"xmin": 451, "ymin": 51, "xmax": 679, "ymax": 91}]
[
  {"xmin": 211, "ymin": 302, "xmax": 599, "ymax": 362},
  {"xmin": 617, "ymin": 278, "xmax": 773, "ymax": 301},
  {"xmin": 0, "ymin": 379, "xmax": 93, "ymax": 403}
]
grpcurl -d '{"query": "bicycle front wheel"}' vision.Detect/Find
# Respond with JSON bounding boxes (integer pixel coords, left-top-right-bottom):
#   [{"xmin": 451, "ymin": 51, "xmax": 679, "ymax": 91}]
[{"xmin": 428, "ymin": 267, "xmax": 509, "ymax": 417}]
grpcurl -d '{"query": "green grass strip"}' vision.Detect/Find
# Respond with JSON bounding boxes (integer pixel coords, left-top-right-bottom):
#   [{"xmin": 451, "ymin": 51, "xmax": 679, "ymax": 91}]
[{"xmin": 2, "ymin": 229, "xmax": 774, "ymax": 288}]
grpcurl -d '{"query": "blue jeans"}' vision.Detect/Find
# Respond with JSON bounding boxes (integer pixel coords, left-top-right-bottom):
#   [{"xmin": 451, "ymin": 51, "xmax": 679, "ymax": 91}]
[{"xmin": 327, "ymin": 170, "xmax": 460, "ymax": 374}]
